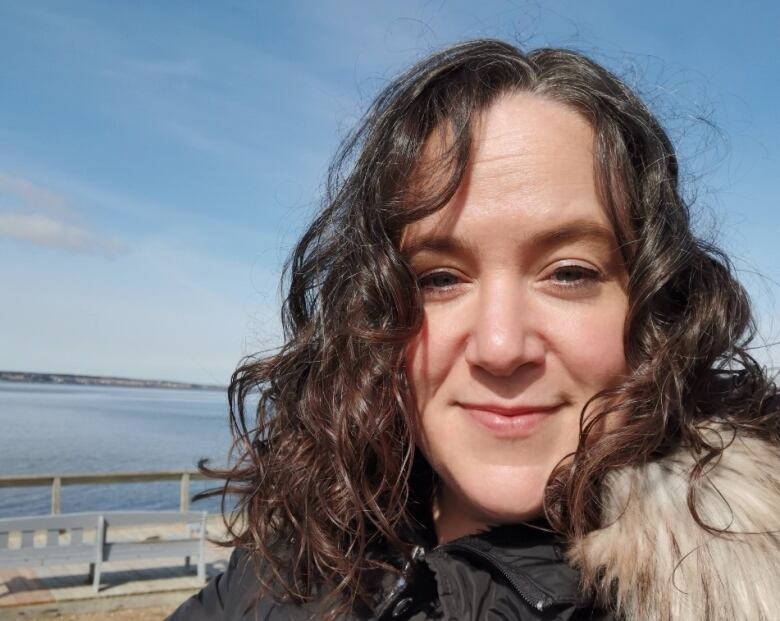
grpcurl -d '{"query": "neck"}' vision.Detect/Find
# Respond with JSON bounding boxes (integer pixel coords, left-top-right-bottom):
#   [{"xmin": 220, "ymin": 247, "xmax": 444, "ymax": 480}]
[{"xmin": 432, "ymin": 485, "xmax": 495, "ymax": 544}]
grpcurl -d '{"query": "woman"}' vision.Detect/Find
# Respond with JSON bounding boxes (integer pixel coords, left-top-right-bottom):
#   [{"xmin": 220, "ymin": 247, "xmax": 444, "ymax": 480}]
[{"xmin": 170, "ymin": 40, "xmax": 780, "ymax": 620}]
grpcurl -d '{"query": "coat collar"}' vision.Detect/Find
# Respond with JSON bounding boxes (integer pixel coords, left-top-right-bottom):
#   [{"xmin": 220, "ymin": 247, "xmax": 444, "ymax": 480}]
[
  {"xmin": 435, "ymin": 520, "xmax": 584, "ymax": 608},
  {"xmin": 403, "ymin": 521, "xmax": 592, "ymax": 620}
]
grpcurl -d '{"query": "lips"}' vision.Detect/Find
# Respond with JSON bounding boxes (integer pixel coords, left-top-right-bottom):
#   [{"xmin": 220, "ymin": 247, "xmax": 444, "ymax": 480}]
[{"xmin": 458, "ymin": 402, "xmax": 562, "ymax": 438}]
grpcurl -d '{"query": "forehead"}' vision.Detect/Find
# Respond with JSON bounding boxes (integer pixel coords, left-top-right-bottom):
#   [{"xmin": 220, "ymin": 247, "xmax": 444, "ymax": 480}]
[
  {"xmin": 470, "ymin": 93, "xmax": 594, "ymax": 183},
  {"xmin": 403, "ymin": 93, "xmax": 612, "ymax": 245}
]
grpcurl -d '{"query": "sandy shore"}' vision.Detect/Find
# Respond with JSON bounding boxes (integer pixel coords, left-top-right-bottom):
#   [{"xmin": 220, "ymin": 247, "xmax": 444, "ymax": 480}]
[{"xmin": 19, "ymin": 605, "xmax": 176, "ymax": 620}]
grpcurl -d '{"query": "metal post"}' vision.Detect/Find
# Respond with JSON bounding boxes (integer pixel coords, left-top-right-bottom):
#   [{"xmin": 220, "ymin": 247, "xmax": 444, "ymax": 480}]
[
  {"xmin": 179, "ymin": 473, "xmax": 190, "ymax": 512},
  {"xmin": 51, "ymin": 476, "xmax": 62, "ymax": 514}
]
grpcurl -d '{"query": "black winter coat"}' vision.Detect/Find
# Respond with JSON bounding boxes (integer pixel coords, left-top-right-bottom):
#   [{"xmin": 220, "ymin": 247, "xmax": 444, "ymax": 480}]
[{"xmin": 168, "ymin": 522, "xmax": 614, "ymax": 620}]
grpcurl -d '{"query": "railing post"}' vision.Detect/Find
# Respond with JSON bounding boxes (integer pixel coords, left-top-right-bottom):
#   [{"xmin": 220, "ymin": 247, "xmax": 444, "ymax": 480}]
[
  {"xmin": 179, "ymin": 473, "xmax": 190, "ymax": 512},
  {"xmin": 51, "ymin": 476, "xmax": 62, "ymax": 514}
]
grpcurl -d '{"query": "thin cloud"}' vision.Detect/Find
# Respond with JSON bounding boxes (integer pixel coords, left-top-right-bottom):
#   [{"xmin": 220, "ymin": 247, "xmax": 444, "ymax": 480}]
[
  {"xmin": 0, "ymin": 173, "xmax": 71, "ymax": 219},
  {"xmin": 0, "ymin": 212, "xmax": 126, "ymax": 256},
  {"xmin": 0, "ymin": 173, "xmax": 127, "ymax": 256}
]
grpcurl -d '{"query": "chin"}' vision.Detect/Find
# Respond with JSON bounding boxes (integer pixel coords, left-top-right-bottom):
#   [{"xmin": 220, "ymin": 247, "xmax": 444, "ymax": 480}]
[
  {"xmin": 474, "ymin": 494, "xmax": 545, "ymax": 525},
  {"xmin": 445, "ymin": 466, "xmax": 550, "ymax": 526}
]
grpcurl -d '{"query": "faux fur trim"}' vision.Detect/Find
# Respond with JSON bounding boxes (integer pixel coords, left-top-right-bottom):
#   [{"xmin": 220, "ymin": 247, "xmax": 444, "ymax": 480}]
[{"xmin": 567, "ymin": 427, "xmax": 780, "ymax": 621}]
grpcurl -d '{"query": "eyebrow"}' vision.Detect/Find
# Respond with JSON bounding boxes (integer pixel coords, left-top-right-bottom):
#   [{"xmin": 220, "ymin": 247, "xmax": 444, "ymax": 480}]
[{"xmin": 401, "ymin": 220, "xmax": 618, "ymax": 258}]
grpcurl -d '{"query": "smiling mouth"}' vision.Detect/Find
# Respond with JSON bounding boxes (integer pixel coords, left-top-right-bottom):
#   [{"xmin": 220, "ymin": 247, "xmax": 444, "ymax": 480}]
[
  {"xmin": 459, "ymin": 403, "xmax": 563, "ymax": 416},
  {"xmin": 457, "ymin": 402, "xmax": 564, "ymax": 437}
]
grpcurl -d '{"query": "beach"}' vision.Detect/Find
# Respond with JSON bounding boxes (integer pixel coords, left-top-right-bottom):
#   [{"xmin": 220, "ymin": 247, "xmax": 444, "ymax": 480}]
[{"xmin": 20, "ymin": 604, "xmax": 175, "ymax": 620}]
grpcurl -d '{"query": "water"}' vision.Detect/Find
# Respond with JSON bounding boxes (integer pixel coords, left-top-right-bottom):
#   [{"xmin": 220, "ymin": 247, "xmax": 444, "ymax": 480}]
[{"xmin": 0, "ymin": 382, "xmax": 236, "ymax": 518}]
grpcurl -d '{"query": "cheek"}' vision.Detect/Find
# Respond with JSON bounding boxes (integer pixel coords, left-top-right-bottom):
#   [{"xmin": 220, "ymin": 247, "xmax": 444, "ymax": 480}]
[
  {"xmin": 561, "ymin": 300, "xmax": 628, "ymax": 384},
  {"xmin": 405, "ymin": 314, "xmax": 462, "ymax": 406},
  {"xmin": 558, "ymin": 302, "xmax": 628, "ymax": 440}
]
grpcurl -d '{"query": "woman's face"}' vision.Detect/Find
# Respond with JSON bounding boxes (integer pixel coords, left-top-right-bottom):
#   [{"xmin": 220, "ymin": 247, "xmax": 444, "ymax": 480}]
[{"xmin": 402, "ymin": 93, "xmax": 629, "ymax": 543}]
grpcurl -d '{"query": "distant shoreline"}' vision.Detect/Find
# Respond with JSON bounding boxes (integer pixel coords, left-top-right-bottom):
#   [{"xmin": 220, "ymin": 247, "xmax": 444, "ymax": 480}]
[{"xmin": 0, "ymin": 371, "xmax": 225, "ymax": 391}]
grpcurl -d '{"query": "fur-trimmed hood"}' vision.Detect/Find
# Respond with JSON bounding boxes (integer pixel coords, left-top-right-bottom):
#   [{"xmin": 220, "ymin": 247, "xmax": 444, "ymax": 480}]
[{"xmin": 568, "ymin": 426, "xmax": 780, "ymax": 620}]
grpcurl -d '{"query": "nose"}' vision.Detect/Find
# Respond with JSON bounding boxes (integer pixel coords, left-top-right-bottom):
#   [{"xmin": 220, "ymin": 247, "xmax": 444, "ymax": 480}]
[{"xmin": 463, "ymin": 278, "xmax": 546, "ymax": 377}]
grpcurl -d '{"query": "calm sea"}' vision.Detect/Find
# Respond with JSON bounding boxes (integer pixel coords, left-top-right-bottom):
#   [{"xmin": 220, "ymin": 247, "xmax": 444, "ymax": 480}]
[{"xmin": 0, "ymin": 382, "xmax": 235, "ymax": 518}]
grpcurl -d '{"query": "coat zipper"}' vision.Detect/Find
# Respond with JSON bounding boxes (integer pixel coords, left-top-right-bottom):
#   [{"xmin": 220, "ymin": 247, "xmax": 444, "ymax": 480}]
[{"xmin": 431, "ymin": 540, "xmax": 555, "ymax": 612}]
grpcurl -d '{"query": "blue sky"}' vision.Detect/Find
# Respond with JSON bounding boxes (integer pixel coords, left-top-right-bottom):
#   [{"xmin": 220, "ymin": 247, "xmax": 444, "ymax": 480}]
[{"xmin": 1, "ymin": 1, "xmax": 777, "ymax": 384}]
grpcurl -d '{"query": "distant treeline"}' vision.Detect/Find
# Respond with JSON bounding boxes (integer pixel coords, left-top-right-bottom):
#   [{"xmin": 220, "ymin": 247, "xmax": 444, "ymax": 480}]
[{"xmin": 0, "ymin": 371, "xmax": 224, "ymax": 391}]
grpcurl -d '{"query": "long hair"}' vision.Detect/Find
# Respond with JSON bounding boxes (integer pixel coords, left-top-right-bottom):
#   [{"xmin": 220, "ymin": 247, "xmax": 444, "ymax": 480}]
[{"xmin": 198, "ymin": 39, "xmax": 778, "ymax": 617}]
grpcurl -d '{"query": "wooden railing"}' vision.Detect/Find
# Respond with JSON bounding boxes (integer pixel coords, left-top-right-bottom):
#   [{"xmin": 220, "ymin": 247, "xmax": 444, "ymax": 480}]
[{"xmin": 0, "ymin": 470, "xmax": 209, "ymax": 514}]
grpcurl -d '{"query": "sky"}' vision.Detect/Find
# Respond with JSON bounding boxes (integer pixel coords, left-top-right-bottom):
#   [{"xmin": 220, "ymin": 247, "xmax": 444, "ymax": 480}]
[{"xmin": 0, "ymin": 1, "xmax": 778, "ymax": 385}]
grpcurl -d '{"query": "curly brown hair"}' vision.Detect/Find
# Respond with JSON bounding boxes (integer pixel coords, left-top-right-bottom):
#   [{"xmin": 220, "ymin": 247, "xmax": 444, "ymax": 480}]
[{"xmin": 198, "ymin": 39, "xmax": 778, "ymax": 618}]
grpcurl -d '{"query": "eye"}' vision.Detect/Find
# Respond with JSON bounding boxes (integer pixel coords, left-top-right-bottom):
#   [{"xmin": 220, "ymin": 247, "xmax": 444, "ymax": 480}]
[
  {"xmin": 418, "ymin": 270, "xmax": 459, "ymax": 290},
  {"xmin": 548, "ymin": 264, "xmax": 602, "ymax": 288}
]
